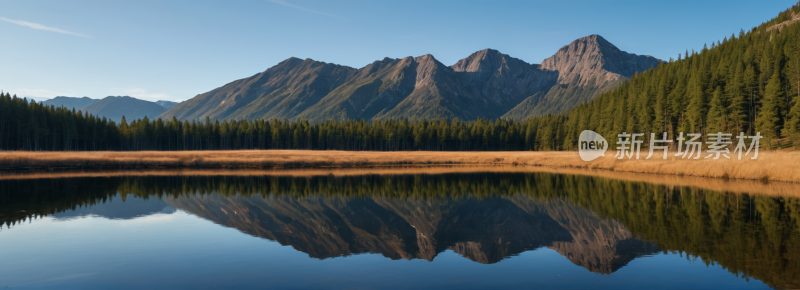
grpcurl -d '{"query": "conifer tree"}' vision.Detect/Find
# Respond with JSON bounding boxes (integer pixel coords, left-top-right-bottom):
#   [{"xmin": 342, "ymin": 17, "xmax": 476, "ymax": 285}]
[
  {"xmin": 707, "ymin": 86, "xmax": 728, "ymax": 133},
  {"xmin": 756, "ymin": 71, "xmax": 784, "ymax": 146}
]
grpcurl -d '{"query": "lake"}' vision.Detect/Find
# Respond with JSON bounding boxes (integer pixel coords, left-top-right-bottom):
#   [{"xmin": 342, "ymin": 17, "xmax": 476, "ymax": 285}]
[{"xmin": 1, "ymin": 172, "xmax": 797, "ymax": 289}]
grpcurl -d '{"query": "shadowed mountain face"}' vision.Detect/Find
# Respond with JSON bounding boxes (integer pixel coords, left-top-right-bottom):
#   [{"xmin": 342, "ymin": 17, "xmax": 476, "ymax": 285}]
[
  {"xmin": 42, "ymin": 96, "xmax": 98, "ymax": 111},
  {"xmin": 160, "ymin": 35, "xmax": 657, "ymax": 122},
  {"xmin": 83, "ymin": 96, "xmax": 166, "ymax": 123},
  {"xmin": 165, "ymin": 193, "xmax": 655, "ymax": 270}
]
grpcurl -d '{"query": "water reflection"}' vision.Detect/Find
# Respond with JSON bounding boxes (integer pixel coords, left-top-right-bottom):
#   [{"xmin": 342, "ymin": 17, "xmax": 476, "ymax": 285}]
[{"xmin": 1, "ymin": 173, "xmax": 798, "ymax": 288}]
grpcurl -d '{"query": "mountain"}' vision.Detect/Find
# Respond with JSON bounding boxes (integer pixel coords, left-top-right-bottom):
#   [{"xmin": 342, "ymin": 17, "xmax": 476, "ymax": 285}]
[
  {"xmin": 83, "ymin": 96, "xmax": 166, "ymax": 123},
  {"xmin": 295, "ymin": 51, "xmax": 556, "ymax": 121},
  {"xmin": 160, "ymin": 35, "xmax": 658, "ymax": 122},
  {"xmin": 502, "ymin": 35, "xmax": 661, "ymax": 120},
  {"xmin": 159, "ymin": 58, "xmax": 357, "ymax": 121},
  {"xmin": 156, "ymin": 100, "xmax": 179, "ymax": 109},
  {"xmin": 42, "ymin": 96, "xmax": 98, "ymax": 111}
]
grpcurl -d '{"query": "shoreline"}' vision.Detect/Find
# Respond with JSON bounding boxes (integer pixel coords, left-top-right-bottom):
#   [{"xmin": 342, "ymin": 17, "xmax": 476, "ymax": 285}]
[{"xmin": 0, "ymin": 150, "xmax": 798, "ymax": 183}]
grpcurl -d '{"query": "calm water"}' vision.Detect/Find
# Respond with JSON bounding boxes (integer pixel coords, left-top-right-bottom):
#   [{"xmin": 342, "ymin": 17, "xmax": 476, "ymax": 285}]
[{"xmin": 1, "ymin": 173, "xmax": 797, "ymax": 289}]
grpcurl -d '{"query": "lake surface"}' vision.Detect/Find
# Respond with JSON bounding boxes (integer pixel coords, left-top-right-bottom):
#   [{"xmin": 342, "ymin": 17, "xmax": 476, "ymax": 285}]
[{"xmin": 1, "ymin": 172, "xmax": 797, "ymax": 289}]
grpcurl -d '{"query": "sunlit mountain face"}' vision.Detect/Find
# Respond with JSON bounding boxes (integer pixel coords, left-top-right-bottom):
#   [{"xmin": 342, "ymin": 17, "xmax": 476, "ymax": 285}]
[{"xmin": 1, "ymin": 173, "xmax": 798, "ymax": 289}]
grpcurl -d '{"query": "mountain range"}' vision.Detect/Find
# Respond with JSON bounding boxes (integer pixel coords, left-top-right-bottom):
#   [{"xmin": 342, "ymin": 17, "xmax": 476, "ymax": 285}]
[
  {"xmin": 160, "ymin": 34, "xmax": 660, "ymax": 122},
  {"xmin": 42, "ymin": 96, "xmax": 179, "ymax": 123}
]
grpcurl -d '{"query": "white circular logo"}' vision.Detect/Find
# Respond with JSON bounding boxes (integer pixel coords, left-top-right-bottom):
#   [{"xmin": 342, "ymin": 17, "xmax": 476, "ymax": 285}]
[{"xmin": 578, "ymin": 130, "xmax": 608, "ymax": 161}]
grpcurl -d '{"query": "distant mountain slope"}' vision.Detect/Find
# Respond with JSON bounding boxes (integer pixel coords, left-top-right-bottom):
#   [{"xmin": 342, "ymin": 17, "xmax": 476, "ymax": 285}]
[
  {"xmin": 502, "ymin": 35, "xmax": 660, "ymax": 119},
  {"xmin": 42, "ymin": 96, "xmax": 98, "ymax": 111},
  {"xmin": 160, "ymin": 35, "xmax": 658, "ymax": 122},
  {"xmin": 160, "ymin": 58, "xmax": 357, "ymax": 121},
  {"xmin": 83, "ymin": 96, "xmax": 166, "ymax": 123},
  {"xmin": 155, "ymin": 100, "xmax": 179, "ymax": 109},
  {"xmin": 294, "ymin": 57, "xmax": 419, "ymax": 121}
]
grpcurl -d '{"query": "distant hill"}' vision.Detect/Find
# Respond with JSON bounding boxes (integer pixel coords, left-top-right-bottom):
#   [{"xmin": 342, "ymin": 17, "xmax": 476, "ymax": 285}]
[
  {"xmin": 83, "ymin": 96, "xmax": 166, "ymax": 123},
  {"xmin": 156, "ymin": 100, "xmax": 179, "ymax": 109},
  {"xmin": 42, "ymin": 96, "xmax": 98, "ymax": 111},
  {"xmin": 160, "ymin": 35, "xmax": 659, "ymax": 122}
]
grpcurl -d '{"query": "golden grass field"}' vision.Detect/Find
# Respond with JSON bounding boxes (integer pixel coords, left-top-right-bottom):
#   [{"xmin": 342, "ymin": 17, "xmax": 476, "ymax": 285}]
[{"xmin": 0, "ymin": 150, "xmax": 799, "ymax": 183}]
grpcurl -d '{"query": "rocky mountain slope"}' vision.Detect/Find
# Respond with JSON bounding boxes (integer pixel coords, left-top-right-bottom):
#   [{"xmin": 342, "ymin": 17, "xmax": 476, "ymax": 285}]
[
  {"xmin": 160, "ymin": 58, "xmax": 357, "ymax": 121},
  {"xmin": 502, "ymin": 35, "xmax": 661, "ymax": 119},
  {"xmin": 160, "ymin": 35, "xmax": 659, "ymax": 122}
]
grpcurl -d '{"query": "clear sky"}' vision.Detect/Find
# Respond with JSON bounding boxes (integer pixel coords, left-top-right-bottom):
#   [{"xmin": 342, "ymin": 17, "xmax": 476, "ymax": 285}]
[{"xmin": 1, "ymin": 0, "xmax": 796, "ymax": 102}]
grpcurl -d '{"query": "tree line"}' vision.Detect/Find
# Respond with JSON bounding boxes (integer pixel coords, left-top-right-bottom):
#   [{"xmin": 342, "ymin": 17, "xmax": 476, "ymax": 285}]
[{"xmin": 0, "ymin": 93, "xmax": 553, "ymax": 151}]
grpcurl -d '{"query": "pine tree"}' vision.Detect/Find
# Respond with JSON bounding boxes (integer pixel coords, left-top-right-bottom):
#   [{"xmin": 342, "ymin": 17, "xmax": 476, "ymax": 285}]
[
  {"xmin": 756, "ymin": 71, "xmax": 784, "ymax": 146},
  {"xmin": 788, "ymin": 95, "xmax": 800, "ymax": 146},
  {"xmin": 686, "ymin": 67, "xmax": 709, "ymax": 132},
  {"xmin": 707, "ymin": 86, "xmax": 728, "ymax": 133},
  {"xmin": 728, "ymin": 62, "xmax": 749, "ymax": 133}
]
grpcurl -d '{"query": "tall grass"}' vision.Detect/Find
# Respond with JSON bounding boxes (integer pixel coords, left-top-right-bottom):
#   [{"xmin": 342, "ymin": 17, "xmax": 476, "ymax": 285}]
[{"xmin": 0, "ymin": 150, "xmax": 798, "ymax": 183}]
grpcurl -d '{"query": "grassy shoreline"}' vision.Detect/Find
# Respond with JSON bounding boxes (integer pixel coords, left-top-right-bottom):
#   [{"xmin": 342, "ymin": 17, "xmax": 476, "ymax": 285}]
[{"xmin": 0, "ymin": 150, "xmax": 798, "ymax": 183}]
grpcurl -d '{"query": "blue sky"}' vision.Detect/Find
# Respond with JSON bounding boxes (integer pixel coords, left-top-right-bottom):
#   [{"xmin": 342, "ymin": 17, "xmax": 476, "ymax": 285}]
[{"xmin": 0, "ymin": 0, "xmax": 795, "ymax": 102}]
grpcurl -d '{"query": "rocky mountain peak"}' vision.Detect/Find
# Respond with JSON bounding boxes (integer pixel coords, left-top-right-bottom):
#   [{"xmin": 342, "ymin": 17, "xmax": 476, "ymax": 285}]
[
  {"xmin": 450, "ymin": 49, "xmax": 505, "ymax": 72},
  {"xmin": 541, "ymin": 34, "xmax": 660, "ymax": 86}
]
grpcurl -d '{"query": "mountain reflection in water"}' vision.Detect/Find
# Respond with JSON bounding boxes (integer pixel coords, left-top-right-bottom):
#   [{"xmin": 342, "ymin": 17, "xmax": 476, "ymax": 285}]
[
  {"xmin": 167, "ymin": 193, "xmax": 657, "ymax": 272},
  {"xmin": 1, "ymin": 172, "xmax": 798, "ymax": 288}
]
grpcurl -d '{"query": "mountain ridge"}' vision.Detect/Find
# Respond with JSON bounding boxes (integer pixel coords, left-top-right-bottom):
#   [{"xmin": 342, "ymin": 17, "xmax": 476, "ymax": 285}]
[
  {"xmin": 42, "ymin": 96, "xmax": 99, "ymax": 111},
  {"xmin": 83, "ymin": 96, "xmax": 166, "ymax": 123},
  {"xmin": 160, "ymin": 35, "xmax": 660, "ymax": 122}
]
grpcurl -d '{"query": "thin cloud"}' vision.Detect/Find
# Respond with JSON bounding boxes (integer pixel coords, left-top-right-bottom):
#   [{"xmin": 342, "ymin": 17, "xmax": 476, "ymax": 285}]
[
  {"xmin": 0, "ymin": 17, "xmax": 90, "ymax": 37},
  {"xmin": 266, "ymin": 0, "xmax": 347, "ymax": 20}
]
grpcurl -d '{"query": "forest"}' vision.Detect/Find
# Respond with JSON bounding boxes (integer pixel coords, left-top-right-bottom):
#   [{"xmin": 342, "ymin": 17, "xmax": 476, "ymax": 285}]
[
  {"xmin": 1, "ymin": 4, "xmax": 800, "ymax": 152},
  {"xmin": 0, "ymin": 95, "xmax": 544, "ymax": 151}
]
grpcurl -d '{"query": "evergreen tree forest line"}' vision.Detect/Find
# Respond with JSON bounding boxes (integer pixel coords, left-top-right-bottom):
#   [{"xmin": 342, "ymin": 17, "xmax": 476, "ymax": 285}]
[
  {"xmin": 0, "ymin": 92, "xmax": 546, "ymax": 151},
  {"xmin": 2, "ymin": 4, "xmax": 800, "ymax": 152}
]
